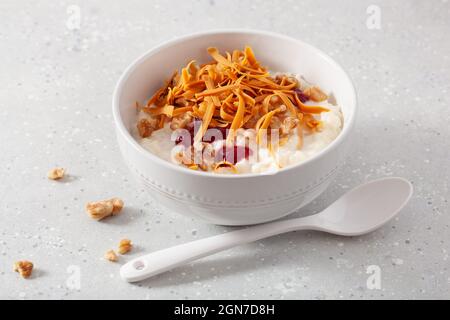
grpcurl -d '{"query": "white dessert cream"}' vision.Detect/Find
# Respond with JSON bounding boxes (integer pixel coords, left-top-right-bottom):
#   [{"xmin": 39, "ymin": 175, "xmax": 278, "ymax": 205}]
[{"xmin": 133, "ymin": 47, "xmax": 343, "ymax": 174}]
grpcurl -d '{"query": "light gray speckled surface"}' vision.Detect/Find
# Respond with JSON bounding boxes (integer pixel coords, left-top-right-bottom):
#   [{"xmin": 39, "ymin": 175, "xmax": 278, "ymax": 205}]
[{"xmin": 0, "ymin": 0, "xmax": 449, "ymax": 300}]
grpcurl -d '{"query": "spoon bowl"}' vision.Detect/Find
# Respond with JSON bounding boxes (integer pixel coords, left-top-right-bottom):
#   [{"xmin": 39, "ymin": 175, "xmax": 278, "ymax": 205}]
[
  {"xmin": 121, "ymin": 177, "xmax": 413, "ymax": 282},
  {"xmin": 313, "ymin": 177, "xmax": 413, "ymax": 236}
]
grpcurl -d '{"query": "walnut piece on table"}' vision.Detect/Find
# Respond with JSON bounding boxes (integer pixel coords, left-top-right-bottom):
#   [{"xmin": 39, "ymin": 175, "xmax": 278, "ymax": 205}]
[
  {"xmin": 104, "ymin": 250, "xmax": 118, "ymax": 262},
  {"xmin": 118, "ymin": 238, "xmax": 132, "ymax": 254},
  {"xmin": 86, "ymin": 198, "xmax": 124, "ymax": 220},
  {"xmin": 47, "ymin": 167, "xmax": 65, "ymax": 180},
  {"xmin": 14, "ymin": 260, "xmax": 34, "ymax": 278}
]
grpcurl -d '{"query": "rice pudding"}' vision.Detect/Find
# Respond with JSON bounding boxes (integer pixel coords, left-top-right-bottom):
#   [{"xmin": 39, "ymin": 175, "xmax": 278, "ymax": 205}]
[{"xmin": 133, "ymin": 46, "xmax": 343, "ymax": 174}]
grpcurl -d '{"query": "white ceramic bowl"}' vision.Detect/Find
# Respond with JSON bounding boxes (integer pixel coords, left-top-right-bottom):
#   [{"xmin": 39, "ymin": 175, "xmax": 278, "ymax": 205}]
[{"xmin": 113, "ymin": 30, "xmax": 357, "ymax": 226}]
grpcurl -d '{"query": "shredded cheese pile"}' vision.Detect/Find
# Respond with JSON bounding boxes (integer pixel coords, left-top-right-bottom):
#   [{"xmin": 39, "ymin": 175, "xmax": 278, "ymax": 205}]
[{"xmin": 140, "ymin": 46, "xmax": 329, "ymax": 148}]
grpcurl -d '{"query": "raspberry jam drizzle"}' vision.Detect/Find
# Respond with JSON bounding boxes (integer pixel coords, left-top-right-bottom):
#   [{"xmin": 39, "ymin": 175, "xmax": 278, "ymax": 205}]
[
  {"xmin": 294, "ymin": 88, "xmax": 309, "ymax": 103},
  {"xmin": 174, "ymin": 121, "xmax": 252, "ymax": 164}
]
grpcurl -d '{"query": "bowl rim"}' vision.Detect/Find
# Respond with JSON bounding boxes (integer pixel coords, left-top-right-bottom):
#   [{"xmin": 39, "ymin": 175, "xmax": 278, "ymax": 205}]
[{"xmin": 112, "ymin": 29, "xmax": 357, "ymax": 179}]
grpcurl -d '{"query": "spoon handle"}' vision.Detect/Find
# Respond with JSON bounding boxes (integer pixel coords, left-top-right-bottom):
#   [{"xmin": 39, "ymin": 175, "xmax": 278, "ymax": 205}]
[{"xmin": 120, "ymin": 215, "xmax": 318, "ymax": 282}]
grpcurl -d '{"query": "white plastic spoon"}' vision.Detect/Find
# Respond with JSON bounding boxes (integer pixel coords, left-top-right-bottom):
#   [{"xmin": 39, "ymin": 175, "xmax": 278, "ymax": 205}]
[{"xmin": 121, "ymin": 177, "xmax": 412, "ymax": 282}]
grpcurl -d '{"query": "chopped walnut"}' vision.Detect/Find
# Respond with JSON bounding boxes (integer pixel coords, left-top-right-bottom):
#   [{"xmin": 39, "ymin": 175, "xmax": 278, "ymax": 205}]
[
  {"xmin": 173, "ymin": 143, "xmax": 215, "ymax": 171},
  {"xmin": 118, "ymin": 239, "xmax": 132, "ymax": 254},
  {"xmin": 170, "ymin": 112, "xmax": 193, "ymax": 130},
  {"xmin": 47, "ymin": 167, "xmax": 65, "ymax": 180},
  {"xmin": 269, "ymin": 116, "xmax": 298, "ymax": 137},
  {"xmin": 86, "ymin": 198, "xmax": 124, "ymax": 220},
  {"xmin": 104, "ymin": 250, "xmax": 118, "ymax": 262},
  {"xmin": 137, "ymin": 117, "xmax": 159, "ymax": 138},
  {"xmin": 304, "ymin": 86, "xmax": 328, "ymax": 102},
  {"xmin": 269, "ymin": 95, "xmax": 282, "ymax": 107},
  {"xmin": 269, "ymin": 115, "xmax": 282, "ymax": 129},
  {"xmin": 280, "ymin": 117, "xmax": 299, "ymax": 136},
  {"xmin": 14, "ymin": 260, "xmax": 33, "ymax": 278},
  {"xmin": 110, "ymin": 198, "xmax": 124, "ymax": 214}
]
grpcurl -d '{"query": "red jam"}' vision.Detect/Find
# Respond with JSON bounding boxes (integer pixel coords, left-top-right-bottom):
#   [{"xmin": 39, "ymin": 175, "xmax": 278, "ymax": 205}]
[
  {"xmin": 294, "ymin": 88, "xmax": 309, "ymax": 103},
  {"xmin": 174, "ymin": 121, "xmax": 252, "ymax": 164},
  {"xmin": 175, "ymin": 121, "xmax": 228, "ymax": 146}
]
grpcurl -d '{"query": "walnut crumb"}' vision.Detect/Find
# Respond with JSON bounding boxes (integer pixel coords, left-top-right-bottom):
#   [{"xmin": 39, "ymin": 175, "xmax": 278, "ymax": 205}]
[
  {"xmin": 118, "ymin": 238, "xmax": 132, "ymax": 254},
  {"xmin": 104, "ymin": 250, "xmax": 118, "ymax": 262},
  {"xmin": 137, "ymin": 118, "xmax": 159, "ymax": 138},
  {"xmin": 47, "ymin": 167, "xmax": 65, "ymax": 180},
  {"xmin": 304, "ymin": 86, "xmax": 328, "ymax": 102},
  {"xmin": 14, "ymin": 260, "xmax": 33, "ymax": 278},
  {"xmin": 86, "ymin": 198, "xmax": 124, "ymax": 220},
  {"xmin": 280, "ymin": 117, "xmax": 299, "ymax": 136},
  {"xmin": 110, "ymin": 198, "xmax": 124, "ymax": 214},
  {"xmin": 170, "ymin": 112, "xmax": 193, "ymax": 130}
]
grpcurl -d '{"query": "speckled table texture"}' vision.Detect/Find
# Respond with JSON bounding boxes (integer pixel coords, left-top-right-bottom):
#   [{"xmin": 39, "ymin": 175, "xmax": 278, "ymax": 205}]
[{"xmin": 0, "ymin": 0, "xmax": 449, "ymax": 300}]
